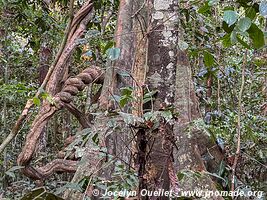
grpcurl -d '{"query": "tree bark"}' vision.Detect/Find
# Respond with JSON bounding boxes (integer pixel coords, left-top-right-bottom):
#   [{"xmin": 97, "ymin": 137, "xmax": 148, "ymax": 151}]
[{"xmin": 173, "ymin": 50, "xmax": 223, "ymax": 199}]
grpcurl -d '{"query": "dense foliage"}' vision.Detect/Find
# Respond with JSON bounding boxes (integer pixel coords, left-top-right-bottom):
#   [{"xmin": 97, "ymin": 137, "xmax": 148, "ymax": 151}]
[{"xmin": 0, "ymin": 0, "xmax": 266, "ymax": 199}]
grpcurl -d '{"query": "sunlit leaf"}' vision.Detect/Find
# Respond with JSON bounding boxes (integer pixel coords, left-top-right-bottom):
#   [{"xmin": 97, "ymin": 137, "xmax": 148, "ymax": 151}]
[
  {"xmin": 223, "ymin": 10, "xmax": 238, "ymax": 26},
  {"xmin": 107, "ymin": 47, "xmax": 121, "ymax": 60},
  {"xmin": 237, "ymin": 17, "xmax": 251, "ymax": 32},
  {"xmin": 33, "ymin": 97, "xmax": 41, "ymax": 106},
  {"xmin": 260, "ymin": 0, "xmax": 267, "ymax": 18}
]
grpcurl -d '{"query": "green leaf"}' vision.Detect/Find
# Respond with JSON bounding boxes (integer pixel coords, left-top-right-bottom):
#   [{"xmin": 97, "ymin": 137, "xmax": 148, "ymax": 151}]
[
  {"xmin": 177, "ymin": 171, "xmax": 185, "ymax": 181},
  {"xmin": 5, "ymin": 171, "xmax": 16, "ymax": 178},
  {"xmin": 223, "ymin": 10, "xmax": 238, "ymax": 26},
  {"xmin": 107, "ymin": 47, "xmax": 121, "ymax": 60},
  {"xmin": 33, "ymin": 97, "xmax": 41, "ymax": 106},
  {"xmin": 218, "ymin": 161, "xmax": 226, "ymax": 177},
  {"xmin": 92, "ymin": 133, "xmax": 99, "ymax": 145},
  {"xmin": 198, "ymin": 2, "xmax": 211, "ymax": 14},
  {"xmin": 119, "ymin": 96, "xmax": 129, "ymax": 107},
  {"xmin": 245, "ymin": 7, "xmax": 256, "ymax": 19},
  {"xmin": 203, "ymin": 51, "xmax": 214, "ymax": 67},
  {"xmin": 103, "ymin": 41, "xmax": 115, "ymax": 54},
  {"xmin": 247, "ymin": 23, "xmax": 265, "ymax": 49},
  {"xmin": 260, "ymin": 0, "xmax": 267, "ymax": 18},
  {"xmin": 120, "ymin": 87, "xmax": 133, "ymax": 96},
  {"xmin": 237, "ymin": 17, "xmax": 251, "ymax": 32},
  {"xmin": 222, "ymin": 21, "xmax": 235, "ymax": 33}
]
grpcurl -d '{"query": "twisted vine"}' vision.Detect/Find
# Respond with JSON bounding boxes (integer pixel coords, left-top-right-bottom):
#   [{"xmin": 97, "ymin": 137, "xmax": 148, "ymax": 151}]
[{"xmin": 17, "ymin": 66, "xmax": 104, "ymax": 180}]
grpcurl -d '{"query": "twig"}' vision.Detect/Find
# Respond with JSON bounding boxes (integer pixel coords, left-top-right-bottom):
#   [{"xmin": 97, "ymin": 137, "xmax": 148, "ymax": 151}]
[{"xmin": 231, "ymin": 50, "xmax": 247, "ymax": 192}]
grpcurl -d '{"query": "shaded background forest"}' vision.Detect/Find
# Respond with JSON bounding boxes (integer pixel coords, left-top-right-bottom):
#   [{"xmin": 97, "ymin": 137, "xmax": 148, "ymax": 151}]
[{"xmin": 0, "ymin": 0, "xmax": 266, "ymax": 199}]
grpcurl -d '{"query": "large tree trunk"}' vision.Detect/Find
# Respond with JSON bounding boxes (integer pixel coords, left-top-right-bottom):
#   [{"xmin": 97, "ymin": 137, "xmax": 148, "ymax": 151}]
[
  {"xmin": 16, "ymin": 1, "xmax": 224, "ymax": 199},
  {"xmin": 67, "ymin": 0, "xmax": 223, "ymax": 199},
  {"xmin": 173, "ymin": 50, "xmax": 223, "ymax": 199}
]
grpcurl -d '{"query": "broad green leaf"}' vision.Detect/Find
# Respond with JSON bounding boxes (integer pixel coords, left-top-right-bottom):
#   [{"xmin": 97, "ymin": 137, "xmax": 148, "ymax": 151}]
[
  {"xmin": 118, "ymin": 112, "xmax": 144, "ymax": 124},
  {"xmin": 103, "ymin": 40, "xmax": 115, "ymax": 53},
  {"xmin": 203, "ymin": 51, "xmax": 214, "ymax": 67},
  {"xmin": 223, "ymin": 10, "xmax": 238, "ymax": 26},
  {"xmin": 222, "ymin": 21, "xmax": 235, "ymax": 33},
  {"xmin": 260, "ymin": 0, "xmax": 267, "ymax": 18},
  {"xmin": 119, "ymin": 96, "xmax": 129, "ymax": 107},
  {"xmin": 120, "ymin": 87, "xmax": 133, "ymax": 96},
  {"xmin": 237, "ymin": 17, "xmax": 251, "ymax": 32},
  {"xmin": 107, "ymin": 47, "xmax": 121, "ymax": 60},
  {"xmin": 245, "ymin": 7, "xmax": 256, "ymax": 19},
  {"xmin": 144, "ymin": 112, "xmax": 154, "ymax": 121},
  {"xmin": 247, "ymin": 23, "xmax": 265, "ymax": 49}
]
